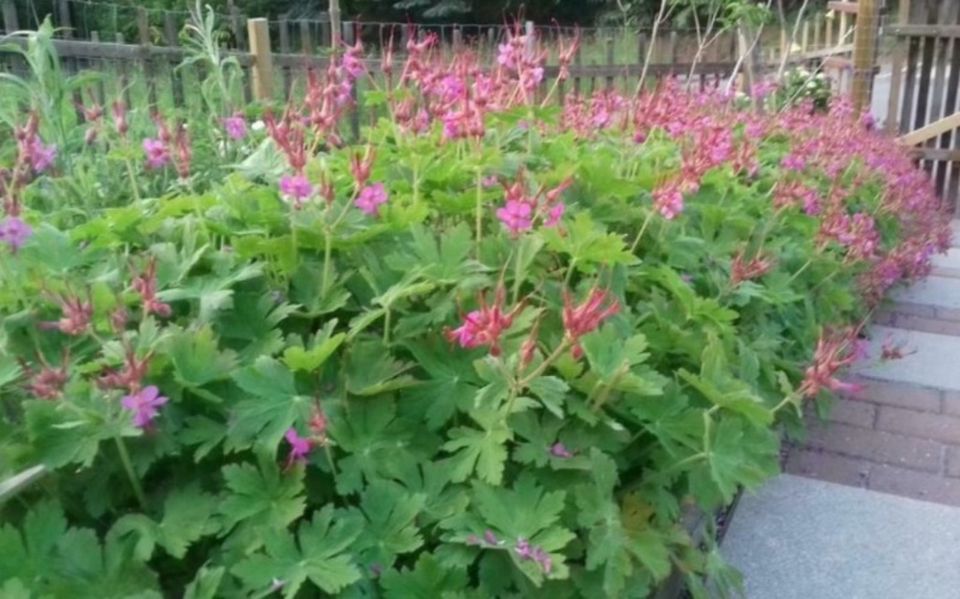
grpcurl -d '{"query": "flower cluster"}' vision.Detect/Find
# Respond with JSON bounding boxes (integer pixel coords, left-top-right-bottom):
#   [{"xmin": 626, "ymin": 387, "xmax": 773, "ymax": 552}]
[{"xmin": 495, "ymin": 172, "xmax": 572, "ymax": 235}]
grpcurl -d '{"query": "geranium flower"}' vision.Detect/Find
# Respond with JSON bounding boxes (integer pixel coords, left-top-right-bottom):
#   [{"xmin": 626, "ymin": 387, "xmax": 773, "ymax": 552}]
[
  {"xmin": 284, "ymin": 428, "xmax": 312, "ymax": 469},
  {"xmin": 0, "ymin": 216, "xmax": 32, "ymax": 251},
  {"xmin": 121, "ymin": 385, "xmax": 168, "ymax": 429},
  {"xmin": 143, "ymin": 138, "xmax": 170, "ymax": 169},
  {"xmin": 279, "ymin": 174, "xmax": 314, "ymax": 207},
  {"xmin": 496, "ymin": 199, "xmax": 533, "ymax": 234},
  {"xmin": 223, "ymin": 114, "xmax": 247, "ymax": 140},
  {"xmin": 355, "ymin": 182, "xmax": 388, "ymax": 216},
  {"xmin": 563, "ymin": 289, "xmax": 619, "ymax": 359}
]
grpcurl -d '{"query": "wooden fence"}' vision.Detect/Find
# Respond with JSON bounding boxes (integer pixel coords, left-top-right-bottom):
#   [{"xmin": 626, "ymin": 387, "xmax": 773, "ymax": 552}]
[{"xmin": 888, "ymin": 1, "xmax": 960, "ymax": 210}]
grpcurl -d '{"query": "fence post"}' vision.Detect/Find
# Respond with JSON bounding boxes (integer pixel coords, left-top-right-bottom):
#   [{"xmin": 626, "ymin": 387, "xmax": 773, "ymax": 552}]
[
  {"xmin": 57, "ymin": 0, "xmax": 72, "ymax": 38},
  {"xmin": 2, "ymin": 0, "xmax": 17, "ymax": 33},
  {"xmin": 248, "ymin": 18, "xmax": 274, "ymax": 102},
  {"xmin": 851, "ymin": 0, "xmax": 880, "ymax": 113},
  {"xmin": 330, "ymin": 0, "xmax": 341, "ymax": 49}
]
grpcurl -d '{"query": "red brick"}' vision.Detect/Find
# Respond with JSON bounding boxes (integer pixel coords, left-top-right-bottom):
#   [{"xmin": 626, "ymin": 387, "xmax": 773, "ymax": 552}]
[
  {"xmin": 785, "ymin": 448, "xmax": 871, "ymax": 487},
  {"xmin": 947, "ymin": 447, "xmax": 960, "ymax": 478},
  {"xmin": 869, "ymin": 464, "xmax": 960, "ymax": 507},
  {"xmin": 889, "ymin": 302, "xmax": 937, "ymax": 318},
  {"xmin": 943, "ymin": 390, "xmax": 960, "ymax": 417},
  {"xmin": 936, "ymin": 306, "xmax": 960, "ymax": 322},
  {"xmin": 876, "ymin": 406, "xmax": 960, "ymax": 445},
  {"xmin": 825, "ymin": 398, "xmax": 876, "ymax": 428},
  {"xmin": 804, "ymin": 421, "xmax": 943, "ymax": 472},
  {"xmin": 878, "ymin": 313, "xmax": 960, "ymax": 336},
  {"xmin": 843, "ymin": 377, "xmax": 941, "ymax": 413}
]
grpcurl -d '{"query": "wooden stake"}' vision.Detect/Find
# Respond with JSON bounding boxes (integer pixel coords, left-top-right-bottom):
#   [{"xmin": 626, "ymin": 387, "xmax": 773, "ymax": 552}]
[{"xmin": 247, "ymin": 18, "xmax": 274, "ymax": 101}]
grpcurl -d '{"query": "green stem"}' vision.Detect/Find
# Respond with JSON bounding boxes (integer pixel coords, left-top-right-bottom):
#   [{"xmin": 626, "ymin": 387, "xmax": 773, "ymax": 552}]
[
  {"xmin": 629, "ymin": 210, "xmax": 655, "ymax": 254},
  {"xmin": 517, "ymin": 339, "xmax": 571, "ymax": 389},
  {"xmin": 512, "ymin": 240, "xmax": 525, "ymax": 305},
  {"xmin": 321, "ymin": 230, "xmax": 333, "ymax": 296},
  {"xmin": 383, "ymin": 307, "xmax": 392, "ymax": 345},
  {"xmin": 114, "ymin": 437, "xmax": 146, "ymax": 510},
  {"xmin": 475, "ymin": 170, "xmax": 484, "ymax": 255},
  {"xmin": 787, "ymin": 258, "xmax": 812, "ymax": 284},
  {"xmin": 124, "ymin": 157, "xmax": 141, "ymax": 203}
]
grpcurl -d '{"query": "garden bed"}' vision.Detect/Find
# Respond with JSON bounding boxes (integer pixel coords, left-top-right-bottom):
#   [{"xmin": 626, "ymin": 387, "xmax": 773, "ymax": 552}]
[{"xmin": 0, "ymin": 18, "xmax": 951, "ymax": 598}]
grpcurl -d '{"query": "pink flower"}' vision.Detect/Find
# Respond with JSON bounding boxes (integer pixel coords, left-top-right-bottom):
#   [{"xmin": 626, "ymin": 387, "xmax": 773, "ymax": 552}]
[
  {"xmin": 652, "ymin": 183, "xmax": 684, "ymax": 220},
  {"xmin": 143, "ymin": 138, "xmax": 170, "ymax": 169},
  {"xmin": 284, "ymin": 427, "xmax": 312, "ymax": 469},
  {"xmin": 496, "ymin": 200, "xmax": 533, "ymax": 234},
  {"xmin": 544, "ymin": 202, "xmax": 565, "ymax": 227},
  {"xmin": 223, "ymin": 114, "xmax": 247, "ymax": 140},
  {"xmin": 439, "ymin": 75, "xmax": 465, "ymax": 103},
  {"xmin": 563, "ymin": 289, "xmax": 620, "ymax": 359},
  {"xmin": 355, "ymin": 182, "xmax": 389, "ymax": 216},
  {"xmin": 550, "ymin": 442, "xmax": 573, "ymax": 458},
  {"xmin": 121, "ymin": 385, "xmax": 169, "ymax": 429},
  {"xmin": 446, "ymin": 288, "xmax": 522, "ymax": 356},
  {"xmin": 781, "ymin": 153, "xmax": 806, "ymax": 171},
  {"xmin": 0, "ymin": 216, "xmax": 32, "ymax": 251},
  {"xmin": 29, "ymin": 139, "xmax": 57, "ymax": 173},
  {"xmin": 279, "ymin": 174, "xmax": 314, "ymax": 207}
]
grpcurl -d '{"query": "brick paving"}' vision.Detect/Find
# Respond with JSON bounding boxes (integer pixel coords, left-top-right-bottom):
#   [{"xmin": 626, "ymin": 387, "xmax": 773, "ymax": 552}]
[{"xmin": 787, "ymin": 237, "xmax": 960, "ymax": 506}]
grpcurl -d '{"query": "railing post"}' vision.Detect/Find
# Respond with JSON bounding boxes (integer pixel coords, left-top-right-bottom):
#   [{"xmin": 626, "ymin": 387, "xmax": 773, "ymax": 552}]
[
  {"xmin": 247, "ymin": 18, "xmax": 274, "ymax": 101},
  {"xmin": 2, "ymin": 0, "xmax": 18, "ymax": 34},
  {"xmin": 851, "ymin": 0, "xmax": 880, "ymax": 113}
]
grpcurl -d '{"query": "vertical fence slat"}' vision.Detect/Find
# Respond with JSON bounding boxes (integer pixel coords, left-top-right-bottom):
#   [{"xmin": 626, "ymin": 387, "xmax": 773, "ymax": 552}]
[
  {"xmin": 330, "ymin": 0, "xmax": 341, "ymax": 49},
  {"xmin": 2, "ymin": 0, "xmax": 17, "ymax": 33},
  {"xmin": 163, "ymin": 13, "xmax": 184, "ymax": 110},
  {"xmin": 885, "ymin": 0, "xmax": 912, "ymax": 133},
  {"xmin": 851, "ymin": 0, "xmax": 879, "ymax": 113}
]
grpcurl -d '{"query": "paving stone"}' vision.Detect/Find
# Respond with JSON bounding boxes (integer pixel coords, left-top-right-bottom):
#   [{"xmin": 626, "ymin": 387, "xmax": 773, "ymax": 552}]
[
  {"xmin": 876, "ymin": 406, "xmax": 960, "ymax": 445},
  {"xmin": 723, "ymin": 474, "xmax": 960, "ymax": 599},
  {"xmin": 932, "ymin": 247, "xmax": 960, "ymax": 278},
  {"xmin": 869, "ymin": 464, "xmax": 960, "ymax": 507},
  {"xmin": 784, "ymin": 448, "xmax": 871, "ymax": 487},
  {"xmin": 889, "ymin": 276, "xmax": 960, "ymax": 315},
  {"xmin": 843, "ymin": 376, "xmax": 942, "ymax": 412},
  {"xmin": 825, "ymin": 398, "xmax": 876, "ymax": 428},
  {"xmin": 805, "ymin": 421, "xmax": 943, "ymax": 472},
  {"xmin": 947, "ymin": 447, "xmax": 960, "ymax": 478},
  {"xmin": 855, "ymin": 326, "xmax": 960, "ymax": 392}
]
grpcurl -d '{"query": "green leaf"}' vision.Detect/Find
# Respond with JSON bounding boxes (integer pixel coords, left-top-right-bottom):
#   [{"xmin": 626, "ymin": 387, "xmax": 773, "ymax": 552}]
[
  {"xmin": 282, "ymin": 319, "xmax": 345, "ymax": 373},
  {"xmin": 381, "ymin": 553, "xmax": 469, "ymax": 598},
  {"xmin": 183, "ymin": 565, "xmax": 226, "ymax": 599},
  {"xmin": 345, "ymin": 340, "xmax": 416, "ymax": 396},
  {"xmin": 527, "ymin": 376, "xmax": 569, "ymax": 418},
  {"xmin": 442, "ymin": 411, "xmax": 511, "ymax": 485},
  {"xmin": 467, "ymin": 474, "xmax": 575, "ymax": 585},
  {"xmin": 228, "ymin": 357, "xmax": 310, "ymax": 451},
  {"xmin": 703, "ymin": 418, "xmax": 779, "ymax": 504},
  {"xmin": 233, "ymin": 505, "xmax": 363, "ymax": 597},
  {"xmin": 166, "ymin": 325, "xmax": 238, "ymax": 388},
  {"xmin": 403, "ymin": 337, "xmax": 481, "ymax": 429},
  {"xmin": 355, "ymin": 480, "xmax": 426, "ymax": 567},
  {"xmin": 219, "ymin": 459, "xmax": 305, "ymax": 552}
]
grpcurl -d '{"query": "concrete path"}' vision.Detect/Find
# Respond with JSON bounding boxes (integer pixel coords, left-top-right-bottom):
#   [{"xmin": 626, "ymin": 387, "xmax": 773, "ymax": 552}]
[
  {"xmin": 723, "ymin": 222, "xmax": 960, "ymax": 596},
  {"xmin": 723, "ymin": 475, "xmax": 960, "ymax": 599}
]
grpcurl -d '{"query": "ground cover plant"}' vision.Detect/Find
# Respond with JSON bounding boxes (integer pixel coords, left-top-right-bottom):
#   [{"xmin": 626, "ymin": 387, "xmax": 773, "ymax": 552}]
[{"xmin": 0, "ymin": 15, "xmax": 951, "ymax": 599}]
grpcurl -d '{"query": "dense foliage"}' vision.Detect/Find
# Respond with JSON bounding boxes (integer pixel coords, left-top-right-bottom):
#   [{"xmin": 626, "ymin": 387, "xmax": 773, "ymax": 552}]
[{"xmin": 0, "ymin": 16, "xmax": 950, "ymax": 599}]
